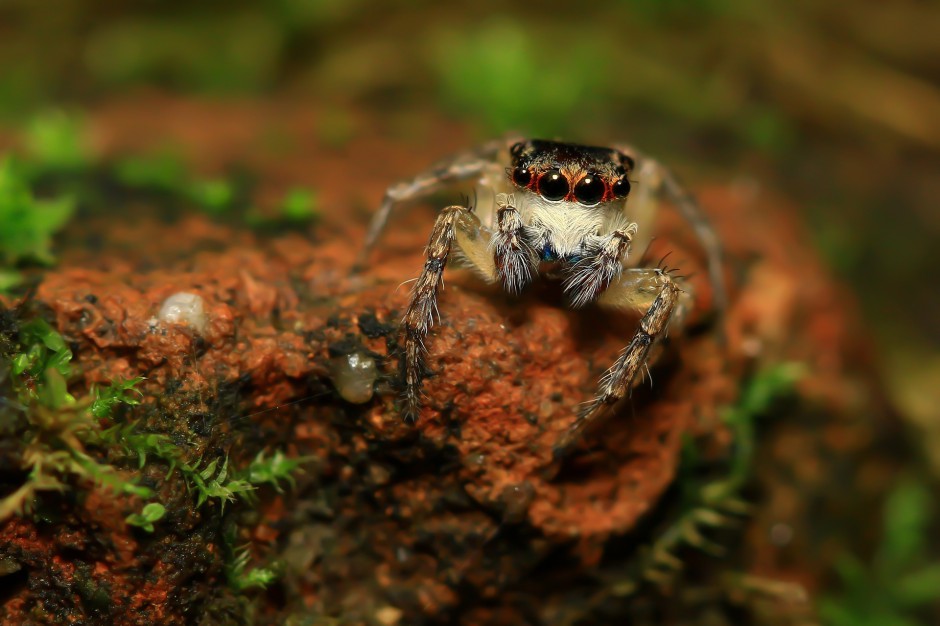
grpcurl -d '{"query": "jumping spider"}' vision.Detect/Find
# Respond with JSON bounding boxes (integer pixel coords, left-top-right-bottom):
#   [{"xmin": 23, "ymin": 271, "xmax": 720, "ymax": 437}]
[{"xmin": 360, "ymin": 138, "xmax": 725, "ymax": 454}]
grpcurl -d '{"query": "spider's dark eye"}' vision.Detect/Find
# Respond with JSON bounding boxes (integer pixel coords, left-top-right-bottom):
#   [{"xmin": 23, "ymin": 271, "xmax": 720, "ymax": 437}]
[
  {"xmin": 538, "ymin": 169, "xmax": 569, "ymax": 201},
  {"xmin": 612, "ymin": 177, "xmax": 631, "ymax": 198},
  {"xmin": 511, "ymin": 166, "xmax": 532, "ymax": 187},
  {"xmin": 574, "ymin": 175, "xmax": 605, "ymax": 205}
]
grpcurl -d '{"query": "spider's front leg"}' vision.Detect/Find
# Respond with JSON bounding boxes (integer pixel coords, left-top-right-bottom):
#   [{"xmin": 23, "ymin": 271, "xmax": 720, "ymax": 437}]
[
  {"xmin": 401, "ymin": 196, "xmax": 538, "ymax": 422},
  {"xmin": 554, "ymin": 267, "xmax": 692, "ymax": 457},
  {"xmin": 401, "ymin": 201, "xmax": 506, "ymax": 422},
  {"xmin": 563, "ymin": 224, "xmax": 638, "ymax": 308},
  {"xmin": 492, "ymin": 193, "xmax": 537, "ymax": 294},
  {"xmin": 401, "ymin": 205, "xmax": 465, "ymax": 422},
  {"xmin": 615, "ymin": 145, "xmax": 726, "ymax": 316}
]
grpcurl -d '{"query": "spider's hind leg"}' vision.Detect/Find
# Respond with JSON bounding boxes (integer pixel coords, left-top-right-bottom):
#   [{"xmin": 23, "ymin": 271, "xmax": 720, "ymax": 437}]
[
  {"xmin": 358, "ymin": 138, "xmax": 513, "ymax": 269},
  {"xmin": 554, "ymin": 267, "xmax": 694, "ymax": 456}
]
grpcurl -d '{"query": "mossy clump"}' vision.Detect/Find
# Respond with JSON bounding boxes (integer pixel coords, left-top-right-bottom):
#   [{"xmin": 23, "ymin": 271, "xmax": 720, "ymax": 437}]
[
  {"xmin": 0, "ymin": 308, "xmax": 307, "ymax": 622},
  {"xmin": 0, "ymin": 158, "xmax": 74, "ymax": 291}
]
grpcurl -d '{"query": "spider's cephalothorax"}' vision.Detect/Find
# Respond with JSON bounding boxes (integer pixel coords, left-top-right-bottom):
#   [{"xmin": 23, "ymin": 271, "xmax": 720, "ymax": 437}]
[
  {"xmin": 360, "ymin": 137, "xmax": 726, "ymax": 455},
  {"xmin": 503, "ymin": 140, "xmax": 637, "ymax": 273}
]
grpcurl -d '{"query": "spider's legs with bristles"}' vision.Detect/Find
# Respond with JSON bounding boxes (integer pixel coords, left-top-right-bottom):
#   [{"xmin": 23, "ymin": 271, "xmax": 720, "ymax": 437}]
[
  {"xmin": 616, "ymin": 145, "xmax": 725, "ymax": 317},
  {"xmin": 554, "ymin": 267, "xmax": 693, "ymax": 457},
  {"xmin": 358, "ymin": 138, "xmax": 512, "ymax": 269},
  {"xmin": 400, "ymin": 203, "xmax": 503, "ymax": 422},
  {"xmin": 563, "ymin": 224, "xmax": 638, "ymax": 308},
  {"xmin": 492, "ymin": 194, "xmax": 538, "ymax": 294}
]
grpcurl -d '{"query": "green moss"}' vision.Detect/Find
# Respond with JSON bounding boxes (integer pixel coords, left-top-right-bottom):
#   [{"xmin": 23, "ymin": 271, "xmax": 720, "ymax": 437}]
[
  {"xmin": 227, "ymin": 546, "xmax": 280, "ymax": 592},
  {"xmin": 0, "ymin": 269, "xmax": 22, "ymax": 292},
  {"xmin": 245, "ymin": 186, "xmax": 320, "ymax": 231},
  {"xmin": 24, "ymin": 110, "xmax": 91, "ymax": 172},
  {"xmin": 188, "ymin": 457, "xmax": 255, "ymax": 509},
  {"xmin": 125, "ymin": 502, "xmax": 166, "ymax": 532},
  {"xmin": 12, "ymin": 318, "xmax": 74, "ymax": 407},
  {"xmin": 113, "ymin": 152, "xmax": 238, "ymax": 214},
  {"xmin": 91, "ymin": 376, "xmax": 145, "ymax": 419},
  {"xmin": 279, "ymin": 187, "xmax": 318, "ymax": 222},
  {"xmin": 619, "ymin": 363, "xmax": 807, "ymax": 595},
  {"xmin": 740, "ymin": 106, "xmax": 798, "ymax": 156},
  {"xmin": 0, "ymin": 323, "xmax": 153, "ymax": 521},
  {"xmin": 0, "ymin": 157, "xmax": 75, "ymax": 268},
  {"xmin": 819, "ymin": 479, "xmax": 940, "ymax": 626},
  {"xmin": 187, "ymin": 179, "xmax": 237, "ymax": 215},
  {"xmin": 718, "ymin": 361, "xmax": 807, "ymax": 482},
  {"xmin": 110, "ymin": 151, "xmax": 319, "ymax": 228},
  {"xmin": 245, "ymin": 450, "xmax": 309, "ymax": 493},
  {"xmin": 1, "ymin": 314, "xmax": 310, "ymax": 595},
  {"xmin": 100, "ymin": 418, "xmax": 312, "ymax": 515},
  {"xmin": 431, "ymin": 21, "xmax": 611, "ymax": 136}
]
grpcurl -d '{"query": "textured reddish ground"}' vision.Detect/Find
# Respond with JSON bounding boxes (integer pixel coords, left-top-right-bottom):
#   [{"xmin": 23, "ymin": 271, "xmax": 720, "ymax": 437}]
[{"xmin": 0, "ymin": 97, "xmax": 900, "ymax": 625}]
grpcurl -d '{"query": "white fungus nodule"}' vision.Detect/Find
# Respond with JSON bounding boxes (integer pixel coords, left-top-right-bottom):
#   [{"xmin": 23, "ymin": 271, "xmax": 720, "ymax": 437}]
[
  {"xmin": 158, "ymin": 292, "xmax": 207, "ymax": 334},
  {"xmin": 330, "ymin": 351, "xmax": 377, "ymax": 404}
]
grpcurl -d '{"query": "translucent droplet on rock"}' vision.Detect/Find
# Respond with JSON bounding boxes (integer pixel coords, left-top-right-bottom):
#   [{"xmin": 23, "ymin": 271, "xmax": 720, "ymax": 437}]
[
  {"xmin": 158, "ymin": 292, "xmax": 207, "ymax": 334},
  {"xmin": 330, "ymin": 351, "xmax": 376, "ymax": 404}
]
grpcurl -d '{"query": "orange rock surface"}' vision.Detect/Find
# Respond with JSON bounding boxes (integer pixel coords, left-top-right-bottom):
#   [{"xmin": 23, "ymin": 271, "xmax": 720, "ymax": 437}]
[{"xmin": 0, "ymin": 98, "xmax": 900, "ymax": 625}]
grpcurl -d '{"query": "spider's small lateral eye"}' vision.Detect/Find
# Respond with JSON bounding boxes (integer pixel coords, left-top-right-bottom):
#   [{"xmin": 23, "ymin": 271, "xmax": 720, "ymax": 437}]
[
  {"xmin": 538, "ymin": 169, "xmax": 569, "ymax": 201},
  {"xmin": 574, "ymin": 175, "xmax": 605, "ymax": 205},
  {"xmin": 612, "ymin": 177, "xmax": 631, "ymax": 198},
  {"xmin": 511, "ymin": 166, "xmax": 532, "ymax": 187},
  {"xmin": 619, "ymin": 153, "xmax": 636, "ymax": 171}
]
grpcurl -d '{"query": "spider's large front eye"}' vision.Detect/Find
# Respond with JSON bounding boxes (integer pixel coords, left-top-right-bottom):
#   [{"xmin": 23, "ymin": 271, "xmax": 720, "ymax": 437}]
[
  {"xmin": 511, "ymin": 166, "xmax": 532, "ymax": 187},
  {"xmin": 574, "ymin": 175, "xmax": 605, "ymax": 205},
  {"xmin": 612, "ymin": 177, "xmax": 631, "ymax": 198},
  {"xmin": 538, "ymin": 169, "xmax": 569, "ymax": 201}
]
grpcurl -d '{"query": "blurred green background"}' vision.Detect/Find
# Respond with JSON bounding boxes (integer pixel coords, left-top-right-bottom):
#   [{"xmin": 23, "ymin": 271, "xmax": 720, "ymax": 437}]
[{"xmin": 0, "ymin": 0, "xmax": 937, "ymax": 471}]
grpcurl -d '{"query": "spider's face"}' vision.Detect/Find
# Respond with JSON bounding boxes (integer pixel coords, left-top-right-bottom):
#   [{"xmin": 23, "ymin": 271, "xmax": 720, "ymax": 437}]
[{"xmin": 507, "ymin": 139, "xmax": 634, "ymax": 207}]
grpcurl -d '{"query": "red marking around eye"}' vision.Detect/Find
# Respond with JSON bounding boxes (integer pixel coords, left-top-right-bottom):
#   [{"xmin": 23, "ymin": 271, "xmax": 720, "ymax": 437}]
[
  {"xmin": 527, "ymin": 171, "xmax": 539, "ymax": 191},
  {"xmin": 506, "ymin": 166, "xmax": 538, "ymax": 190},
  {"xmin": 567, "ymin": 174, "xmax": 615, "ymax": 204},
  {"xmin": 533, "ymin": 171, "xmax": 547, "ymax": 193}
]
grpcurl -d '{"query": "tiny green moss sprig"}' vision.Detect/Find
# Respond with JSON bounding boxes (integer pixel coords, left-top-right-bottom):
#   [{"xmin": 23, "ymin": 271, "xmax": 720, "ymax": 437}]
[
  {"xmin": 24, "ymin": 110, "xmax": 91, "ymax": 172},
  {"xmin": 603, "ymin": 363, "xmax": 807, "ymax": 599},
  {"xmin": 91, "ymin": 376, "xmax": 145, "ymax": 419},
  {"xmin": 246, "ymin": 450, "xmax": 310, "ymax": 493},
  {"xmin": 227, "ymin": 546, "xmax": 279, "ymax": 592},
  {"xmin": 0, "ymin": 158, "xmax": 75, "ymax": 291},
  {"xmin": 99, "ymin": 422, "xmax": 310, "ymax": 515},
  {"xmin": 125, "ymin": 502, "xmax": 166, "ymax": 532},
  {"xmin": 0, "ymin": 325, "xmax": 153, "ymax": 521}
]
